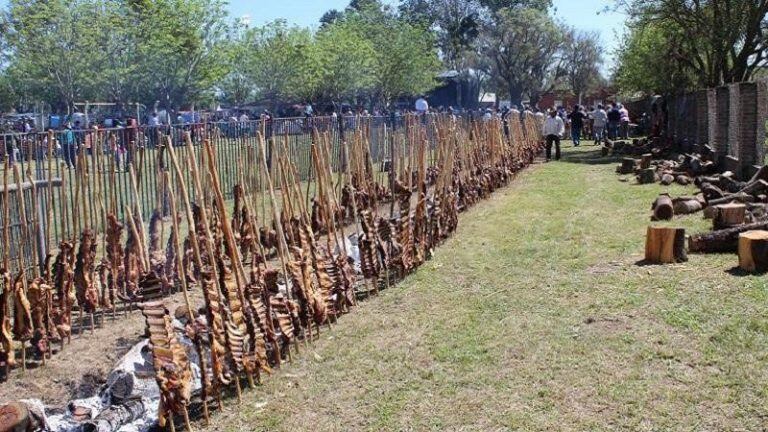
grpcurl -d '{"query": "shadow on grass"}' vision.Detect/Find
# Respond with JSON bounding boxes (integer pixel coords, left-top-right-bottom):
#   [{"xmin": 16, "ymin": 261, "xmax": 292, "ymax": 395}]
[
  {"xmin": 726, "ymin": 266, "xmax": 766, "ymax": 277},
  {"xmin": 559, "ymin": 147, "xmax": 620, "ymax": 166}
]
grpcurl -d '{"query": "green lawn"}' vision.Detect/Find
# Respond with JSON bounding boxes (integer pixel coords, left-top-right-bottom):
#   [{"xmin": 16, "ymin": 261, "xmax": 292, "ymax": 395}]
[{"xmin": 204, "ymin": 145, "xmax": 768, "ymax": 431}]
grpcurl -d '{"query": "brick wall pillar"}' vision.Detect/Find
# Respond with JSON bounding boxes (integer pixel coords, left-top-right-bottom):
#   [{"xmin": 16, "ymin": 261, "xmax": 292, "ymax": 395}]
[{"xmin": 729, "ymin": 82, "xmax": 758, "ymax": 173}]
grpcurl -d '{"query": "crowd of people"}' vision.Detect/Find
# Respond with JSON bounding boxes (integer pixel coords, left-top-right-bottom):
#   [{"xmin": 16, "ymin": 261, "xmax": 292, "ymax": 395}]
[
  {"xmin": 1, "ymin": 98, "xmax": 637, "ymax": 168},
  {"xmin": 540, "ymin": 102, "xmax": 632, "ymax": 162}
]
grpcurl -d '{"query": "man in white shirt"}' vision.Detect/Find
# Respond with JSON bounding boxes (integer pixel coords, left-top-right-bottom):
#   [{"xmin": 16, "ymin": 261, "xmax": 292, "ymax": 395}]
[
  {"xmin": 590, "ymin": 104, "xmax": 608, "ymax": 143},
  {"xmin": 542, "ymin": 110, "xmax": 565, "ymax": 161},
  {"xmin": 415, "ymin": 97, "xmax": 429, "ymax": 114}
]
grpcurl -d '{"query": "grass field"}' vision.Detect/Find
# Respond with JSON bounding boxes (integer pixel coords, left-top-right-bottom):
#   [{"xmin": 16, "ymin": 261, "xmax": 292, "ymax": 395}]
[{"xmin": 203, "ymin": 144, "xmax": 768, "ymax": 431}]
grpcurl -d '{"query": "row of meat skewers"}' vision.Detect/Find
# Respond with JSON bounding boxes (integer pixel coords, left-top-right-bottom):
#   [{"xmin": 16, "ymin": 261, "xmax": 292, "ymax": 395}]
[{"xmin": 0, "ymin": 114, "xmax": 544, "ymax": 431}]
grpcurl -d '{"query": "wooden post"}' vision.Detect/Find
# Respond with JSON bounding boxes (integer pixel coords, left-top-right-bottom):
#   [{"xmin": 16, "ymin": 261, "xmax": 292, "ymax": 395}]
[{"xmin": 645, "ymin": 226, "xmax": 687, "ymax": 264}]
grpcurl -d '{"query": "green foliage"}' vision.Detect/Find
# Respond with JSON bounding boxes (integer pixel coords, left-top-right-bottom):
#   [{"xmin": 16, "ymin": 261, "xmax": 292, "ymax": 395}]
[
  {"xmin": 479, "ymin": 7, "xmax": 566, "ymax": 104},
  {"xmin": 616, "ymin": 0, "xmax": 768, "ymax": 90},
  {"xmin": 562, "ymin": 30, "xmax": 604, "ymax": 101},
  {"xmin": 343, "ymin": 9, "xmax": 441, "ymax": 103},
  {"xmin": 612, "ymin": 22, "xmax": 696, "ymax": 96},
  {"xmin": 130, "ymin": 0, "xmax": 230, "ymax": 109},
  {"xmin": 2, "ymin": 0, "xmax": 229, "ymax": 111},
  {"xmin": 313, "ymin": 21, "xmax": 376, "ymax": 103}
]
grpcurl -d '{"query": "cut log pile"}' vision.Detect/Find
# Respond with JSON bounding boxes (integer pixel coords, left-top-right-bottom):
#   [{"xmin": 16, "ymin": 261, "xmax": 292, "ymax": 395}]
[
  {"xmin": 0, "ymin": 113, "xmax": 546, "ymax": 431},
  {"xmin": 622, "ymin": 137, "xmax": 768, "ymax": 272}
]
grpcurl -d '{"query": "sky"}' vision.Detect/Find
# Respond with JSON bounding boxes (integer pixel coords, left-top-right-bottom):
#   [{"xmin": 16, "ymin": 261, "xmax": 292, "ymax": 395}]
[
  {"xmin": 0, "ymin": 0, "xmax": 626, "ymax": 69},
  {"xmin": 230, "ymin": 0, "xmax": 626, "ymax": 71}
]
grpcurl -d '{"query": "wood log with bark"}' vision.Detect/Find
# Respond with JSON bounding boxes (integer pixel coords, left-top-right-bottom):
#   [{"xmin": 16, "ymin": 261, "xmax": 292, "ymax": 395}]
[
  {"xmin": 713, "ymin": 203, "xmax": 747, "ymax": 230},
  {"xmin": 689, "ymin": 221, "xmax": 768, "ymax": 253},
  {"xmin": 738, "ymin": 230, "xmax": 768, "ymax": 272},
  {"xmin": 645, "ymin": 226, "xmax": 687, "ymax": 264},
  {"xmin": 651, "ymin": 194, "xmax": 674, "ymax": 221}
]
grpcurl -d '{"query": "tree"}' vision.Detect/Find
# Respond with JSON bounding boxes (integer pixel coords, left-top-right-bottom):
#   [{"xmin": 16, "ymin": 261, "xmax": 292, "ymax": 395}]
[
  {"xmin": 479, "ymin": 0, "xmax": 551, "ymax": 12},
  {"xmin": 612, "ymin": 22, "xmax": 696, "ymax": 95},
  {"xmin": 562, "ymin": 30, "xmax": 604, "ymax": 104},
  {"xmin": 237, "ymin": 20, "xmax": 317, "ymax": 108},
  {"xmin": 313, "ymin": 21, "xmax": 375, "ymax": 105},
  {"xmin": 618, "ymin": 0, "xmax": 768, "ymax": 88},
  {"xmin": 344, "ymin": 11, "xmax": 441, "ymax": 104},
  {"xmin": 130, "ymin": 0, "xmax": 230, "ymax": 110},
  {"xmin": 400, "ymin": 0, "xmax": 483, "ymax": 71},
  {"xmin": 320, "ymin": 9, "xmax": 345, "ymax": 26},
  {"xmin": 3, "ymin": 0, "xmax": 107, "ymax": 112},
  {"xmin": 478, "ymin": 7, "xmax": 566, "ymax": 106}
]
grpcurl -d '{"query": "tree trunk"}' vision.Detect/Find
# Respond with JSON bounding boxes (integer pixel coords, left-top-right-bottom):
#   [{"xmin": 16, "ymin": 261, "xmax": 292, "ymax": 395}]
[
  {"xmin": 738, "ymin": 230, "xmax": 768, "ymax": 273},
  {"xmin": 645, "ymin": 226, "xmax": 687, "ymax": 264},
  {"xmin": 652, "ymin": 194, "xmax": 674, "ymax": 220},
  {"xmin": 689, "ymin": 221, "xmax": 768, "ymax": 253},
  {"xmin": 713, "ymin": 203, "xmax": 746, "ymax": 230}
]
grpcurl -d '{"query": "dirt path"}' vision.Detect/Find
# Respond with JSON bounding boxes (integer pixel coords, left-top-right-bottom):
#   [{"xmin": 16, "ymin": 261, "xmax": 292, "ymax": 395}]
[{"xmin": 201, "ymin": 146, "xmax": 768, "ymax": 431}]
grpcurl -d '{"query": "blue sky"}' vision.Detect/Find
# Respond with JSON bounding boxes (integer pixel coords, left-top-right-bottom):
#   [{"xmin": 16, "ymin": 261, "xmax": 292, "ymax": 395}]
[
  {"xmin": 0, "ymin": 0, "xmax": 626, "ymax": 68},
  {"xmin": 231, "ymin": 0, "xmax": 625, "ymax": 70}
]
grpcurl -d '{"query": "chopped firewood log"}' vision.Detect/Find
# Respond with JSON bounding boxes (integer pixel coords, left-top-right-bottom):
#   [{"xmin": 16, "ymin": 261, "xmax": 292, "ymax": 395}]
[
  {"xmin": 640, "ymin": 154, "xmax": 652, "ymax": 170},
  {"xmin": 675, "ymin": 175, "xmax": 692, "ymax": 186},
  {"xmin": 0, "ymin": 401, "xmax": 30, "ymax": 431},
  {"xmin": 739, "ymin": 179, "xmax": 768, "ymax": 197},
  {"xmin": 713, "ymin": 203, "xmax": 747, "ymax": 230},
  {"xmin": 689, "ymin": 221, "xmax": 768, "ymax": 253},
  {"xmin": 660, "ymin": 174, "xmax": 674, "ymax": 186},
  {"xmin": 617, "ymin": 158, "xmax": 636, "ymax": 174},
  {"xmin": 651, "ymin": 194, "xmax": 674, "ymax": 221},
  {"xmin": 637, "ymin": 168, "xmax": 657, "ymax": 185},
  {"xmin": 673, "ymin": 199, "xmax": 702, "ymax": 215},
  {"xmin": 645, "ymin": 226, "xmax": 687, "ymax": 264},
  {"xmin": 748, "ymin": 165, "xmax": 768, "ymax": 184},
  {"xmin": 738, "ymin": 230, "xmax": 768, "ymax": 272},
  {"xmin": 81, "ymin": 399, "xmax": 146, "ymax": 432},
  {"xmin": 707, "ymin": 192, "xmax": 755, "ymax": 206}
]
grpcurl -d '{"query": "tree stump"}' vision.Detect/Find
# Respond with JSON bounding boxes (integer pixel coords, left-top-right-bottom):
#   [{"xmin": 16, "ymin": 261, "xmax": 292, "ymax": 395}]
[
  {"xmin": 675, "ymin": 175, "xmax": 692, "ymax": 186},
  {"xmin": 738, "ymin": 230, "xmax": 768, "ymax": 272},
  {"xmin": 637, "ymin": 168, "xmax": 657, "ymax": 184},
  {"xmin": 652, "ymin": 194, "xmax": 674, "ymax": 220},
  {"xmin": 645, "ymin": 226, "xmax": 687, "ymax": 264},
  {"xmin": 713, "ymin": 203, "xmax": 746, "ymax": 230},
  {"xmin": 617, "ymin": 157, "xmax": 636, "ymax": 174},
  {"xmin": 660, "ymin": 173, "xmax": 674, "ymax": 185},
  {"xmin": 0, "ymin": 402, "xmax": 30, "ymax": 432},
  {"xmin": 640, "ymin": 153, "xmax": 653, "ymax": 170}
]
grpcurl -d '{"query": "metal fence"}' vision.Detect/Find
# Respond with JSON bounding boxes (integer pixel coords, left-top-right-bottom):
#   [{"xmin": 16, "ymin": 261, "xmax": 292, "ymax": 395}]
[{"xmin": 1, "ymin": 113, "xmax": 497, "ymax": 274}]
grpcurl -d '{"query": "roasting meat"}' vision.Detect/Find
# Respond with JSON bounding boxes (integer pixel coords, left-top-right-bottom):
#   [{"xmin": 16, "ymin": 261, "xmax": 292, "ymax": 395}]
[
  {"xmin": 12, "ymin": 271, "xmax": 33, "ymax": 342},
  {"xmin": 140, "ymin": 301, "xmax": 193, "ymax": 427},
  {"xmin": 74, "ymin": 229, "xmax": 99, "ymax": 313},
  {"xmin": 0, "ymin": 270, "xmax": 15, "ymax": 367},
  {"xmin": 52, "ymin": 241, "xmax": 75, "ymax": 340}
]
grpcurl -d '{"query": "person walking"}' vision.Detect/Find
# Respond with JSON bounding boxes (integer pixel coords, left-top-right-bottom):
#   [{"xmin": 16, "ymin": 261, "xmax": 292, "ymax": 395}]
[
  {"xmin": 607, "ymin": 103, "xmax": 621, "ymax": 139},
  {"xmin": 62, "ymin": 122, "xmax": 77, "ymax": 168},
  {"xmin": 591, "ymin": 104, "xmax": 608, "ymax": 144},
  {"xmin": 542, "ymin": 109, "xmax": 565, "ymax": 161},
  {"xmin": 567, "ymin": 105, "xmax": 585, "ymax": 147},
  {"xmin": 619, "ymin": 104, "xmax": 630, "ymax": 139}
]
